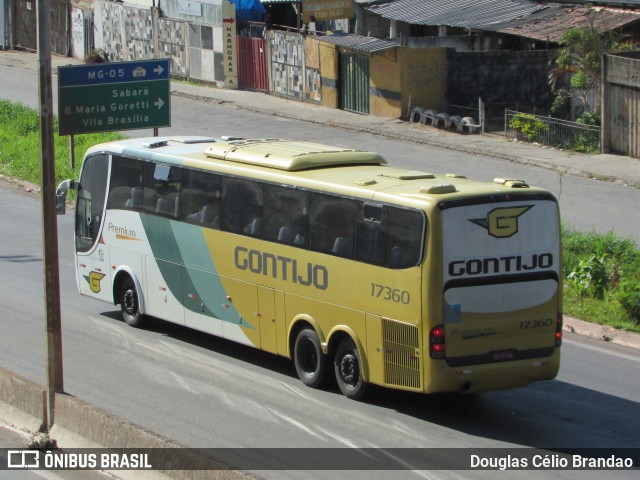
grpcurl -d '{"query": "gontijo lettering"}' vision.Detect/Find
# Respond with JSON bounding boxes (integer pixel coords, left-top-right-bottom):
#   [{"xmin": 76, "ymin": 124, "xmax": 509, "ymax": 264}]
[
  {"xmin": 449, "ymin": 253, "xmax": 554, "ymax": 277},
  {"xmin": 235, "ymin": 246, "xmax": 328, "ymax": 290}
]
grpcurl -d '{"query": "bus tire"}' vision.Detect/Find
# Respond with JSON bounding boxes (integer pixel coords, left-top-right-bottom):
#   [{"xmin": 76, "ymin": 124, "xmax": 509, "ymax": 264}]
[
  {"xmin": 334, "ymin": 337, "xmax": 367, "ymax": 400},
  {"xmin": 120, "ymin": 278, "xmax": 147, "ymax": 328},
  {"xmin": 293, "ymin": 328, "xmax": 327, "ymax": 388}
]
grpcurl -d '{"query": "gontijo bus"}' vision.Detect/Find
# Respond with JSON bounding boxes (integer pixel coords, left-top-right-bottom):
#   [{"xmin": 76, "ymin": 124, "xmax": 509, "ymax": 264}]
[{"xmin": 56, "ymin": 136, "xmax": 562, "ymax": 399}]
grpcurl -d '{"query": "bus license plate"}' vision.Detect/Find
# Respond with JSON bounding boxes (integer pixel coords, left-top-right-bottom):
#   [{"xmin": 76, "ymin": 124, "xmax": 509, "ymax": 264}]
[{"xmin": 491, "ymin": 350, "xmax": 515, "ymax": 361}]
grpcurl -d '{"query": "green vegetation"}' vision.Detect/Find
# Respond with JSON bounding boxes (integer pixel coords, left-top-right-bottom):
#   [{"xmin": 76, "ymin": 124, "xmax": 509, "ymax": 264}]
[
  {"xmin": 1, "ymin": 100, "xmax": 638, "ymax": 333},
  {"xmin": 550, "ymin": 22, "xmax": 635, "ymax": 116},
  {"xmin": 0, "ymin": 100, "xmax": 123, "ymax": 186},
  {"xmin": 508, "ymin": 113, "xmax": 547, "ymax": 142},
  {"xmin": 563, "ymin": 227, "xmax": 640, "ymax": 332}
]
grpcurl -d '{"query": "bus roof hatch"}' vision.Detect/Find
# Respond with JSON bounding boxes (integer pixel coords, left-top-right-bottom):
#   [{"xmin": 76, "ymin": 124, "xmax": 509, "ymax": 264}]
[{"xmin": 204, "ymin": 139, "xmax": 386, "ymax": 171}]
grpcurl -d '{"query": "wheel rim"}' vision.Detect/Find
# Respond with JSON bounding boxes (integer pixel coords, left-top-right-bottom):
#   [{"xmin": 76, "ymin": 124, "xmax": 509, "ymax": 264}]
[
  {"xmin": 123, "ymin": 289, "xmax": 137, "ymax": 316},
  {"xmin": 299, "ymin": 339, "xmax": 318, "ymax": 375},
  {"xmin": 339, "ymin": 353, "xmax": 359, "ymax": 387}
]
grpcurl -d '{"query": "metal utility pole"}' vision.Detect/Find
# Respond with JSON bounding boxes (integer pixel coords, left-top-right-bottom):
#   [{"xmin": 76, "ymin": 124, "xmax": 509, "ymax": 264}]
[{"xmin": 37, "ymin": 0, "xmax": 64, "ymax": 427}]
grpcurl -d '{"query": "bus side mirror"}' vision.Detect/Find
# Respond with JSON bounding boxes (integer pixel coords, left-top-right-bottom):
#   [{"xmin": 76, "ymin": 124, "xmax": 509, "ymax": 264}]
[{"xmin": 55, "ymin": 179, "xmax": 75, "ymax": 215}]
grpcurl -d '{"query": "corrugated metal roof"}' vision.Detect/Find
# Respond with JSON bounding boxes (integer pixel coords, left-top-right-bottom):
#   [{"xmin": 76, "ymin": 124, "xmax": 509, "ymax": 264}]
[
  {"xmin": 360, "ymin": 0, "xmax": 554, "ymax": 28},
  {"xmin": 485, "ymin": 5, "xmax": 640, "ymax": 42},
  {"xmin": 317, "ymin": 34, "xmax": 400, "ymax": 52}
]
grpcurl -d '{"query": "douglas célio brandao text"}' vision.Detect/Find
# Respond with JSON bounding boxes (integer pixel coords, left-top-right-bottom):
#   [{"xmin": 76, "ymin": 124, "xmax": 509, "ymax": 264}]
[{"xmin": 470, "ymin": 453, "xmax": 634, "ymax": 470}]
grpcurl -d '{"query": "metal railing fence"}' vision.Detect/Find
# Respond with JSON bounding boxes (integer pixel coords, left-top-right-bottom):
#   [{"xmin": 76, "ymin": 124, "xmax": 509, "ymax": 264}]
[{"xmin": 505, "ymin": 110, "xmax": 601, "ymax": 153}]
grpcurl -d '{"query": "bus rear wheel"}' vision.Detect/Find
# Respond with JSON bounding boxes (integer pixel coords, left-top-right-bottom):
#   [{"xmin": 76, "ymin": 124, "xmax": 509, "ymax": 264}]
[
  {"xmin": 293, "ymin": 328, "xmax": 327, "ymax": 388},
  {"xmin": 120, "ymin": 278, "xmax": 146, "ymax": 328},
  {"xmin": 334, "ymin": 337, "xmax": 367, "ymax": 400}
]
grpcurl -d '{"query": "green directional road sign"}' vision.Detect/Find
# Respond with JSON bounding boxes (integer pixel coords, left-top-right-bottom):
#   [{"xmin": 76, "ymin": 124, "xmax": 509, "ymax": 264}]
[{"xmin": 58, "ymin": 59, "xmax": 171, "ymax": 135}]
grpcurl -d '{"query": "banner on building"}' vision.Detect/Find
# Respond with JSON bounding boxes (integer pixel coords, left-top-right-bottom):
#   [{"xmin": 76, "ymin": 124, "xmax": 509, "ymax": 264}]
[{"xmin": 302, "ymin": 0, "xmax": 353, "ymax": 23}]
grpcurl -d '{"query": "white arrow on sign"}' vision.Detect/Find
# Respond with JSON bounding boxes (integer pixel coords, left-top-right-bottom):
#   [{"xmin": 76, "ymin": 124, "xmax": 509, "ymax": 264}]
[
  {"xmin": 154, "ymin": 65, "xmax": 165, "ymax": 76},
  {"xmin": 154, "ymin": 98, "xmax": 165, "ymax": 109}
]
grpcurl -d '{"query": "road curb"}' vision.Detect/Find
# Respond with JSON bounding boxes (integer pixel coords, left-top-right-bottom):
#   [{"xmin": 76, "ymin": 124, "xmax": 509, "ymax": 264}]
[
  {"xmin": 0, "ymin": 368, "xmax": 256, "ymax": 480},
  {"xmin": 564, "ymin": 316, "xmax": 640, "ymax": 349}
]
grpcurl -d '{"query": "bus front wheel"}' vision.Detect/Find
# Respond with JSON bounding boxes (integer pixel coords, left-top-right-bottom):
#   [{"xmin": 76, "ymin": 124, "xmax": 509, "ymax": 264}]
[
  {"xmin": 293, "ymin": 328, "xmax": 327, "ymax": 388},
  {"xmin": 120, "ymin": 278, "xmax": 146, "ymax": 328},
  {"xmin": 334, "ymin": 337, "xmax": 367, "ymax": 400}
]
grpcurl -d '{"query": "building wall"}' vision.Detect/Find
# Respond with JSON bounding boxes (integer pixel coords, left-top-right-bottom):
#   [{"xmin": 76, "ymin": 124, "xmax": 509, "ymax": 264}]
[
  {"xmin": 161, "ymin": 0, "xmax": 222, "ymax": 24},
  {"xmin": 304, "ymin": 36, "xmax": 321, "ymax": 103},
  {"xmin": 602, "ymin": 52, "xmax": 640, "ymax": 158},
  {"xmin": 157, "ymin": 16, "xmax": 189, "ymax": 77},
  {"xmin": 319, "ymin": 41, "xmax": 339, "ymax": 109},
  {"xmin": 400, "ymin": 47, "xmax": 448, "ymax": 118},
  {"xmin": 269, "ymin": 30, "xmax": 303, "ymax": 99},
  {"xmin": 448, "ymin": 49, "xmax": 555, "ymax": 127},
  {"xmin": 83, "ymin": 3, "xmax": 558, "ymax": 125},
  {"xmin": 370, "ymin": 49, "xmax": 402, "ymax": 118},
  {"xmin": 1, "ymin": 0, "xmax": 8, "ymax": 50},
  {"xmin": 94, "ymin": 0, "xmax": 153, "ymax": 61}
]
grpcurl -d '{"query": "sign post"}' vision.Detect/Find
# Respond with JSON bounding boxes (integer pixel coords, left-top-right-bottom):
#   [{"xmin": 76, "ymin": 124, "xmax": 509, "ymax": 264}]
[
  {"xmin": 58, "ymin": 59, "xmax": 171, "ymax": 136},
  {"xmin": 37, "ymin": 0, "xmax": 64, "ymax": 428}
]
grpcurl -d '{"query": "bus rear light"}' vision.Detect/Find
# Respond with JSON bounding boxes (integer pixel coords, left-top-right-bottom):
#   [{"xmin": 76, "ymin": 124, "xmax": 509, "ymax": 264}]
[
  {"xmin": 430, "ymin": 325, "xmax": 446, "ymax": 359},
  {"xmin": 555, "ymin": 314, "xmax": 563, "ymax": 347}
]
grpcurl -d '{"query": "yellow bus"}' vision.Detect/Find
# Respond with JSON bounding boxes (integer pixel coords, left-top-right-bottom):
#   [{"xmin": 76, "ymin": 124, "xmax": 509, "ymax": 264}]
[{"xmin": 56, "ymin": 136, "xmax": 562, "ymax": 399}]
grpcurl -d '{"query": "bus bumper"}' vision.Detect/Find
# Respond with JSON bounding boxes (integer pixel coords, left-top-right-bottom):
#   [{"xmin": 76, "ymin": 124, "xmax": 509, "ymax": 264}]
[{"xmin": 424, "ymin": 350, "xmax": 560, "ymax": 394}]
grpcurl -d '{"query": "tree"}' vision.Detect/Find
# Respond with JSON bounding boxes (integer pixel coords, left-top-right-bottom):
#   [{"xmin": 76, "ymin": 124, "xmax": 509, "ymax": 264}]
[{"xmin": 549, "ymin": 22, "xmax": 634, "ymax": 121}]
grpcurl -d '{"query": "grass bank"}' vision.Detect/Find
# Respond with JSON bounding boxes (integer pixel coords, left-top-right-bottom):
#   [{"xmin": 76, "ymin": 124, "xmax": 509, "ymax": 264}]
[
  {"xmin": 0, "ymin": 100, "xmax": 123, "ymax": 185},
  {"xmin": 1, "ymin": 100, "xmax": 639, "ymax": 333}
]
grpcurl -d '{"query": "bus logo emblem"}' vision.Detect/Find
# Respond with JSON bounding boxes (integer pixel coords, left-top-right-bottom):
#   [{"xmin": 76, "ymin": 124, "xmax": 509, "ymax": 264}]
[
  {"xmin": 85, "ymin": 271, "xmax": 106, "ymax": 293},
  {"xmin": 470, "ymin": 205, "xmax": 532, "ymax": 238}
]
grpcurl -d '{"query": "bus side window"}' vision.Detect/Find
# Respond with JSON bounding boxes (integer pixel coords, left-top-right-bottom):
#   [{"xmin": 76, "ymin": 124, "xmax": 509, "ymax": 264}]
[
  {"xmin": 309, "ymin": 193, "xmax": 357, "ymax": 258},
  {"xmin": 144, "ymin": 163, "xmax": 182, "ymax": 219},
  {"xmin": 386, "ymin": 207, "xmax": 424, "ymax": 268},
  {"xmin": 75, "ymin": 153, "xmax": 109, "ymax": 253},
  {"xmin": 222, "ymin": 178, "xmax": 263, "ymax": 237},
  {"xmin": 263, "ymin": 185, "xmax": 309, "ymax": 246},
  {"xmin": 107, "ymin": 156, "xmax": 144, "ymax": 211},
  {"xmin": 181, "ymin": 170, "xmax": 221, "ymax": 229},
  {"xmin": 356, "ymin": 203, "xmax": 387, "ymax": 266}
]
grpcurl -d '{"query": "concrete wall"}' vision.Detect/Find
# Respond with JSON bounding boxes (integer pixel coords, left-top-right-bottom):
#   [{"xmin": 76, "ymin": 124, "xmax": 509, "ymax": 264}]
[
  {"xmin": 400, "ymin": 47, "xmax": 448, "ymax": 118},
  {"xmin": 0, "ymin": 367, "xmax": 46, "ymax": 431},
  {"xmin": 269, "ymin": 30, "xmax": 304, "ymax": 99},
  {"xmin": 370, "ymin": 49, "xmax": 402, "ymax": 118},
  {"xmin": 0, "ymin": 367, "xmax": 247, "ymax": 480},
  {"xmin": 318, "ymin": 41, "xmax": 339, "ymax": 109},
  {"xmin": 448, "ymin": 49, "xmax": 555, "ymax": 127},
  {"xmin": 303, "ymin": 35, "xmax": 321, "ymax": 103}
]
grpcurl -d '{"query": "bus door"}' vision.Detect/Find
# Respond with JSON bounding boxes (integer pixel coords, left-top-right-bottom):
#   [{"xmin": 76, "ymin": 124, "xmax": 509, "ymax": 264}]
[
  {"xmin": 220, "ymin": 277, "xmax": 260, "ymax": 347},
  {"xmin": 75, "ymin": 154, "xmax": 111, "ymax": 303},
  {"xmin": 182, "ymin": 265, "xmax": 223, "ymax": 336},
  {"xmin": 441, "ymin": 198, "xmax": 561, "ymax": 366},
  {"xmin": 257, "ymin": 286, "xmax": 282, "ymax": 354}
]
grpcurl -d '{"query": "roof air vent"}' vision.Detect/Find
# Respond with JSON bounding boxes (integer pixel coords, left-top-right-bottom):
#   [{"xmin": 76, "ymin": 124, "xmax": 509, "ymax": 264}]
[
  {"xmin": 493, "ymin": 178, "xmax": 529, "ymax": 188},
  {"xmin": 420, "ymin": 184, "xmax": 456, "ymax": 194}
]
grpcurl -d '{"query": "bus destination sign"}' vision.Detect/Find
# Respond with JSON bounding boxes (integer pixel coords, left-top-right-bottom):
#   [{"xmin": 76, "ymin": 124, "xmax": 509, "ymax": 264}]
[{"xmin": 58, "ymin": 59, "xmax": 171, "ymax": 136}]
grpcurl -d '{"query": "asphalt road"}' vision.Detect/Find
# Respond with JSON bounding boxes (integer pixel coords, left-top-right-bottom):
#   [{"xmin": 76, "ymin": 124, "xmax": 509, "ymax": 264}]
[{"xmin": 1, "ymin": 181, "xmax": 639, "ymax": 480}]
